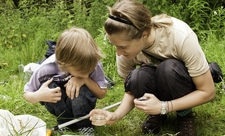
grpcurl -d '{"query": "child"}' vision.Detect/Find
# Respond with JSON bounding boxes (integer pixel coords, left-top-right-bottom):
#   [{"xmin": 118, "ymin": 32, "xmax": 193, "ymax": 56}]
[{"xmin": 24, "ymin": 27, "xmax": 108, "ymax": 135}]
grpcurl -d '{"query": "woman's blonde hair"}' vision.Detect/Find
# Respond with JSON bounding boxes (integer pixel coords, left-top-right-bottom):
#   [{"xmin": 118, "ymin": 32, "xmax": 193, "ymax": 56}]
[
  {"xmin": 55, "ymin": 27, "xmax": 103, "ymax": 74},
  {"xmin": 104, "ymin": 0, "xmax": 173, "ymax": 40}
]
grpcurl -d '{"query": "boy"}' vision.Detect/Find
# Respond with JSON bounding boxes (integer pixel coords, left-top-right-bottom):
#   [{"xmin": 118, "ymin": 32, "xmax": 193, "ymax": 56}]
[{"xmin": 24, "ymin": 27, "xmax": 108, "ymax": 135}]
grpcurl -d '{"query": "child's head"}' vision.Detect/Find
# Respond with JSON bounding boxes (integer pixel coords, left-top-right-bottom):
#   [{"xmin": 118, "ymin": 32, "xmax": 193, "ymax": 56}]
[
  {"xmin": 104, "ymin": 0, "xmax": 152, "ymax": 40},
  {"xmin": 55, "ymin": 27, "xmax": 103, "ymax": 78}
]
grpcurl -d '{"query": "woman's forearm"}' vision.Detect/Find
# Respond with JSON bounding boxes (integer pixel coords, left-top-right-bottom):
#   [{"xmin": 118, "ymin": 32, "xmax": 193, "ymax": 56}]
[{"xmin": 114, "ymin": 93, "xmax": 135, "ymax": 120}]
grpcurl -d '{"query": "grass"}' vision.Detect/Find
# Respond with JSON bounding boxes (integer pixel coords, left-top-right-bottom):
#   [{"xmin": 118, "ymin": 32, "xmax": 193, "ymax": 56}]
[
  {"xmin": 0, "ymin": 33, "xmax": 225, "ymax": 136},
  {"xmin": 0, "ymin": 3, "xmax": 225, "ymax": 136}
]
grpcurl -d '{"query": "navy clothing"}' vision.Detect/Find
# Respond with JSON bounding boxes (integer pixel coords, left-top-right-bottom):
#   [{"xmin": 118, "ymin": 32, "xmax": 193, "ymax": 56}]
[
  {"xmin": 43, "ymin": 81, "xmax": 97, "ymax": 129},
  {"xmin": 125, "ymin": 59, "xmax": 195, "ymax": 100}
]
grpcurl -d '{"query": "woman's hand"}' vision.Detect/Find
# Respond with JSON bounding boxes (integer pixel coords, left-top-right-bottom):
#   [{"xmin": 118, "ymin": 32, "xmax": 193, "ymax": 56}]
[
  {"xmin": 65, "ymin": 77, "xmax": 86, "ymax": 99},
  {"xmin": 134, "ymin": 93, "xmax": 161, "ymax": 115},
  {"xmin": 89, "ymin": 109, "xmax": 118, "ymax": 124}
]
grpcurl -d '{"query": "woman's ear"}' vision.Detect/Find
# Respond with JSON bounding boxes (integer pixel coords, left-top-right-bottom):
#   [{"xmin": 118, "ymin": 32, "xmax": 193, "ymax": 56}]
[{"xmin": 142, "ymin": 31, "xmax": 149, "ymax": 39}]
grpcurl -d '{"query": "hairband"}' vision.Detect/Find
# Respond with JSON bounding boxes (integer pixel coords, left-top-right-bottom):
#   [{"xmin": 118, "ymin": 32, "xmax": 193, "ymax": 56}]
[{"xmin": 108, "ymin": 14, "xmax": 137, "ymax": 28}]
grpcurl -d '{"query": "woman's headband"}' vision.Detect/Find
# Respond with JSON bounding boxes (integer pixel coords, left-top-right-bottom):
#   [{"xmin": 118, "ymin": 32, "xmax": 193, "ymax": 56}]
[{"xmin": 108, "ymin": 14, "xmax": 137, "ymax": 29}]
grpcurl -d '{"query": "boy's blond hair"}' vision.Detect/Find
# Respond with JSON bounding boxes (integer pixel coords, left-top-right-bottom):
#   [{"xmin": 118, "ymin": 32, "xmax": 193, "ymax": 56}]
[{"xmin": 55, "ymin": 27, "xmax": 103, "ymax": 74}]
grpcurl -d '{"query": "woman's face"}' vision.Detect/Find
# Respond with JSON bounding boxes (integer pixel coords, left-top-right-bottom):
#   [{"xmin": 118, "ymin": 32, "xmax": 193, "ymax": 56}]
[{"xmin": 107, "ymin": 32, "xmax": 145, "ymax": 59}]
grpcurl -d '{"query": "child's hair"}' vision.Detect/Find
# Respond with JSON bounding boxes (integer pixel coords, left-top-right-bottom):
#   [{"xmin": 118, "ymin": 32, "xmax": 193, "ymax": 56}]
[
  {"xmin": 104, "ymin": 0, "xmax": 173, "ymax": 40},
  {"xmin": 55, "ymin": 27, "xmax": 103, "ymax": 74}
]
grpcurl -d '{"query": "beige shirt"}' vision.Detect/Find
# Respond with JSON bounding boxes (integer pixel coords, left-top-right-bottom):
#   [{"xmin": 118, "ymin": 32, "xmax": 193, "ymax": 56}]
[{"xmin": 117, "ymin": 17, "xmax": 209, "ymax": 79}]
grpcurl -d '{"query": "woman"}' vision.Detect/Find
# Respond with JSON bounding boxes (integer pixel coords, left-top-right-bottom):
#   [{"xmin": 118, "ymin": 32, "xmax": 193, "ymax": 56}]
[{"xmin": 90, "ymin": 0, "xmax": 215, "ymax": 135}]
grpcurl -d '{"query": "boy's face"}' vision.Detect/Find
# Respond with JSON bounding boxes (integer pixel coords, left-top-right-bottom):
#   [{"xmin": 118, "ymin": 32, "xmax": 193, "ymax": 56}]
[{"xmin": 66, "ymin": 66, "xmax": 89, "ymax": 79}]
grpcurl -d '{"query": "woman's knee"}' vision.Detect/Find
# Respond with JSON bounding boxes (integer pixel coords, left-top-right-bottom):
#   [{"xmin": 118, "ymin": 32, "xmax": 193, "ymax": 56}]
[
  {"xmin": 157, "ymin": 59, "xmax": 188, "ymax": 80},
  {"xmin": 156, "ymin": 59, "xmax": 195, "ymax": 100},
  {"xmin": 125, "ymin": 65, "xmax": 157, "ymax": 98}
]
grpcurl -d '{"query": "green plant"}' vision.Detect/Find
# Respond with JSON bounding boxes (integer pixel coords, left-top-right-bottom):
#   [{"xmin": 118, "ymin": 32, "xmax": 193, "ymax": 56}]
[
  {"xmin": 207, "ymin": 6, "xmax": 225, "ymax": 40},
  {"xmin": 0, "ymin": 1, "xmax": 225, "ymax": 135},
  {"xmin": 95, "ymin": 27, "xmax": 119, "ymax": 81},
  {"xmin": 186, "ymin": 0, "xmax": 211, "ymax": 40}
]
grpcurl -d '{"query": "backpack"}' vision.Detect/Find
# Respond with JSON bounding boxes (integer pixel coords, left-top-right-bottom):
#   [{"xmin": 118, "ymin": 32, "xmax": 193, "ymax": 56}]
[
  {"xmin": 37, "ymin": 40, "xmax": 56, "ymax": 64},
  {"xmin": 208, "ymin": 62, "xmax": 223, "ymax": 83}
]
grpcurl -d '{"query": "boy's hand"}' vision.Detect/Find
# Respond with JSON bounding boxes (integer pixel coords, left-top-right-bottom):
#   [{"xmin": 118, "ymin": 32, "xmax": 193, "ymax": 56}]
[
  {"xmin": 37, "ymin": 78, "xmax": 62, "ymax": 103},
  {"xmin": 65, "ymin": 77, "xmax": 86, "ymax": 99}
]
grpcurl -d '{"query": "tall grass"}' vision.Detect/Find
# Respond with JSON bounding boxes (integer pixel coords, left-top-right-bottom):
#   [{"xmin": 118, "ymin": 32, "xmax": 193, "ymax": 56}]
[{"xmin": 0, "ymin": 0, "xmax": 225, "ymax": 135}]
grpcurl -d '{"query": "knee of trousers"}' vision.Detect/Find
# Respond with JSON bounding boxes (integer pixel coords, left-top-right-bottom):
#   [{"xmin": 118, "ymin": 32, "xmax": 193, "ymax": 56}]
[
  {"xmin": 156, "ymin": 59, "xmax": 195, "ymax": 99},
  {"xmin": 48, "ymin": 81, "xmax": 66, "ymax": 89},
  {"xmin": 125, "ymin": 65, "xmax": 157, "ymax": 98},
  {"xmin": 69, "ymin": 85, "xmax": 97, "ymax": 116},
  {"xmin": 156, "ymin": 59, "xmax": 189, "ymax": 81}
]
